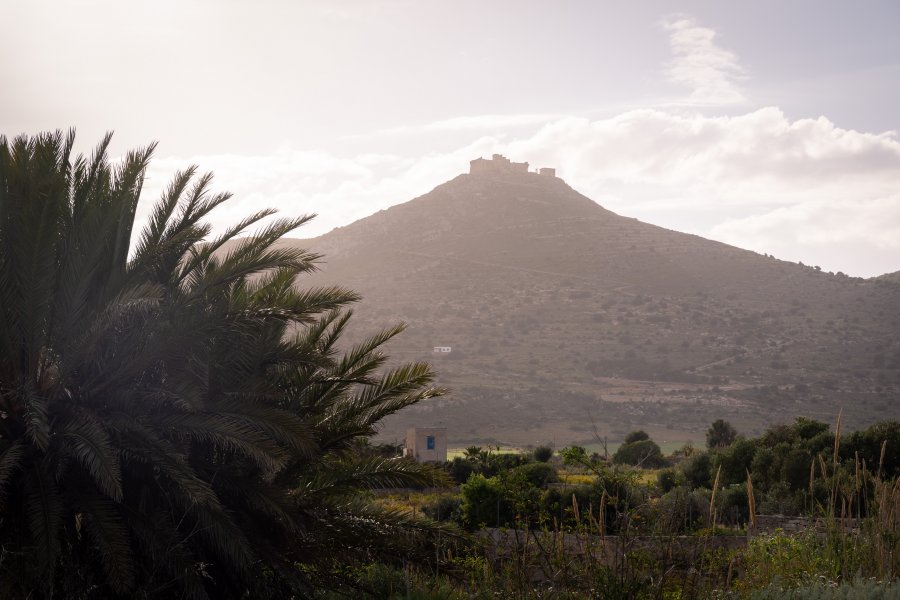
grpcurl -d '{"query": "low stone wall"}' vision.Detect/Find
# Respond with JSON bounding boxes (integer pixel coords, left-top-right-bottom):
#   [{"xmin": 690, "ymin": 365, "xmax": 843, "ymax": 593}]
[{"xmin": 750, "ymin": 514, "xmax": 859, "ymax": 536}]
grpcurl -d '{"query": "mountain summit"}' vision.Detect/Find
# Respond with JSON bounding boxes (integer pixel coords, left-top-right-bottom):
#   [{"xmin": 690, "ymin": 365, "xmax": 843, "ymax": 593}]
[{"xmin": 294, "ymin": 159, "xmax": 900, "ymax": 445}]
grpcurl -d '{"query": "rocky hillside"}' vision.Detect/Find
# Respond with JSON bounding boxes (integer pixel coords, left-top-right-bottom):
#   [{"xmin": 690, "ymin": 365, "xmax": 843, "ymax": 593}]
[{"xmin": 280, "ymin": 166, "xmax": 900, "ymax": 446}]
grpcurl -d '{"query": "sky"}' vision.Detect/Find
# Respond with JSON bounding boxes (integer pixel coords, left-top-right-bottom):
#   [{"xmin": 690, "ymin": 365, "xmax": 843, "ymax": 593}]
[{"xmin": 3, "ymin": 0, "xmax": 900, "ymax": 276}]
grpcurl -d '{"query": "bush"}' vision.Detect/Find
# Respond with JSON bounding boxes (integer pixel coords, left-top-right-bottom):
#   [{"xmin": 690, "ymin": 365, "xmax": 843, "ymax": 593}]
[
  {"xmin": 447, "ymin": 457, "xmax": 477, "ymax": 484},
  {"xmin": 613, "ymin": 439, "xmax": 667, "ymax": 468},
  {"xmin": 681, "ymin": 452, "xmax": 713, "ymax": 488},
  {"xmin": 714, "ymin": 436, "xmax": 758, "ymax": 485},
  {"xmin": 486, "ymin": 452, "xmax": 527, "ymax": 474},
  {"xmin": 422, "ymin": 495, "xmax": 463, "ymax": 523},
  {"xmin": 706, "ymin": 419, "xmax": 737, "ymax": 449},
  {"xmin": 655, "ymin": 486, "xmax": 707, "ymax": 533},
  {"xmin": 459, "ymin": 474, "xmax": 511, "ymax": 528},
  {"xmin": 716, "ymin": 483, "xmax": 749, "ymax": 526},
  {"xmin": 657, "ymin": 468, "xmax": 680, "ymax": 493},
  {"xmin": 533, "ymin": 445, "xmax": 554, "ymax": 463},
  {"xmin": 624, "ymin": 430, "xmax": 650, "ymax": 444},
  {"xmin": 511, "ymin": 462, "xmax": 559, "ymax": 488}
]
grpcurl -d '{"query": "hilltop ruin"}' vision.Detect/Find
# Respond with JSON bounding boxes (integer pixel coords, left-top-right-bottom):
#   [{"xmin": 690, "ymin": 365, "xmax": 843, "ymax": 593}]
[{"xmin": 469, "ymin": 154, "xmax": 556, "ymax": 178}]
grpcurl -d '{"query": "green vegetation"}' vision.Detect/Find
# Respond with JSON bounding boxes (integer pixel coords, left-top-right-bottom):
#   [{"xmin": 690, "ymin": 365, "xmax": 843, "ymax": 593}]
[
  {"xmin": 370, "ymin": 418, "xmax": 900, "ymax": 599},
  {"xmin": 1, "ymin": 131, "xmax": 898, "ymax": 599},
  {"xmin": 0, "ymin": 132, "xmax": 449, "ymax": 598},
  {"xmin": 533, "ymin": 444, "xmax": 554, "ymax": 463},
  {"xmin": 707, "ymin": 418, "xmax": 738, "ymax": 449},
  {"xmin": 613, "ymin": 433, "xmax": 668, "ymax": 468}
]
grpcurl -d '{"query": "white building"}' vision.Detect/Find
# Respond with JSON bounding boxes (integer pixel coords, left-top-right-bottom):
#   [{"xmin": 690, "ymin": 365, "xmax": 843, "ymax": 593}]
[{"xmin": 403, "ymin": 427, "xmax": 447, "ymax": 462}]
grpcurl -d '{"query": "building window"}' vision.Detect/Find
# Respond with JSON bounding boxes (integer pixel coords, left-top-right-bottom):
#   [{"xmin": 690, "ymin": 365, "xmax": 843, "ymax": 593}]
[{"xmin": 426, "ymin": 436, "xmax": 435, "ymax": 450}]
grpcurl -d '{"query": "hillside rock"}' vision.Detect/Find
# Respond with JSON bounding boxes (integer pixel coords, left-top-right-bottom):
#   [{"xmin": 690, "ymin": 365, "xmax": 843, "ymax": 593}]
[{"xmin": 285, "ymin": 163, "xmax": 900, "ymax": 445}]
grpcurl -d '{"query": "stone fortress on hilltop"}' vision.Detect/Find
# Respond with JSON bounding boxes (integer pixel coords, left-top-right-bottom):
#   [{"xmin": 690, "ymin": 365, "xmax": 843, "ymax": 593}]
[{"xmin": 469, "ymin": 154, "xmax": 556, "ymax": 178}]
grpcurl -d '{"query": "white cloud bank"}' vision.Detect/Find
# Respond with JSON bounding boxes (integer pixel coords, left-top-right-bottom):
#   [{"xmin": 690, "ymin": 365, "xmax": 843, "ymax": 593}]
[
  {"xmin": 139, "ymin": 106, "xmax": 900, "ymax": 277},
  {"xmin": 135, "ymin": 17, "xmax": 899, "ymax": 278}
]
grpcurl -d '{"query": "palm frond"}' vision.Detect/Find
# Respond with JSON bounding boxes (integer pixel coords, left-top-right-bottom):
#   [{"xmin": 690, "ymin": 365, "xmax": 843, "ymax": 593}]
[
  {"xmin": 19, "ymin": 382, "xmax": 50, "ymax": 451},
  {"xmin": 154, "ymin": 412, "xmax": 289, "ymax": 474},
  {"xmin": 60, "ymin": 416, "xmax": 123, "ymax": 501},
  {"xmin": 0, "ymin": 440, "xmax": 24, "ymax": 506},
  {"xmin": 304, "ymin": 456, "xmax": 450, "ymax": 496},
  {"xmin": 76, "ymin": 492, "xmax": 136, "ymax": 593},
  {"xmin": 24, "ymin": 462, "xmax": 63, "ymax": 585}
]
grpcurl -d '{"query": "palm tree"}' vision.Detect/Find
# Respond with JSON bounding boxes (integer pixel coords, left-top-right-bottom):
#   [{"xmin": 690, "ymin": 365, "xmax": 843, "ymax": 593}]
[{"xmin": 0, "ymin": 131, "xmax": 449, "ymax": 598}]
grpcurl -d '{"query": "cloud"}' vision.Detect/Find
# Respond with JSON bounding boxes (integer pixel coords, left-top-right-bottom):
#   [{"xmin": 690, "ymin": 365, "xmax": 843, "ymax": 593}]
[
  {"xmin": 137, "ymin": 105, "xmax": 900, "ymax": 278},
  {"xmin": 346, "ymin": 113, "xmax": 562, "ymax": 139},
  {"xmin": 505, "ymin": 107, "xmax": 900, "ymax": 275},
  {"xmin": 137, "ymin": 138, "xmax": 502, "ymax": 241},
  {"xmin": 662, "ymin": 17, "xmax": 748, "ymax": 106},
  {"xmin": 710, "ymin": 193, "xmax": 900, "ymax": 273}
]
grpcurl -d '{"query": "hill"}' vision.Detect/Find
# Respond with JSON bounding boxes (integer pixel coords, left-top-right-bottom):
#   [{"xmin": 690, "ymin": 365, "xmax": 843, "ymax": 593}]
[
  {"xmin": 876, "ymin": 271, "xmax": 900, "ymax": 284},
  {"xmin": 283, "ymin": 157, "xmax": 900, "ymax": 446}
]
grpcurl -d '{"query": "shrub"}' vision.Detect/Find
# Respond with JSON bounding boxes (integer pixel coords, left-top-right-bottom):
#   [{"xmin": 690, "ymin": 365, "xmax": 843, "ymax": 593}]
[
  {"xmin": 511, "ymin": 462, "xmax": 559, "ymax": 488},
  {"xmin": 459, "ymin": 474, "xmax": 511, "ymax": 528},
  {"xmin": 422, "ymin": 495, "xmax": 463, "ymax": 523},
  {"xmin": 614, "ymin": 439, "xmax": 667, "ymax": 468},
  {"xmin": 624, "ymin": 430, "xmax": 650, "ymax": 444},
  {"xmin": 706, "ymin": 419, "xmax": 738, "ymax": 449},
  {"xmin": 714, "ymin": 437, "xmax": 758, "ymax": 485},
  {"xmin": 447, "ymin": 457, "xmax": 477, "ymax": 484},
  {"xmin": 533, "ymin": 445, "xmax": 554, "ymax": 463},
  {"xmin": 655, "ymin": 486, "xmax": 707, "ymax": 533},
  {"xmin": 657, "ymin": 468, "xmax": 680, "ymax": 493},
  {"xmin": 681, "ymin": 452, "xmax": 713, "ymax": 489}
]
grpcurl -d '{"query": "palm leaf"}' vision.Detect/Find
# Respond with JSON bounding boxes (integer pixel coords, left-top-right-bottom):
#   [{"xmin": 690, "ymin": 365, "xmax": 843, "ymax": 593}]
[
  {"xmin": 76, "ymin": 492, "xmax": 135, "ymax": 593},
  {"xmin": 0, "ymin": 440, "xmax": 24, "ymax": 505},
  {"xmin": 24, "ymin": 462, "xmax": 63, "ymax": 585},
  {"xmin": 60, "ymin": 416, "xmax": 123, "ymax": 501}
]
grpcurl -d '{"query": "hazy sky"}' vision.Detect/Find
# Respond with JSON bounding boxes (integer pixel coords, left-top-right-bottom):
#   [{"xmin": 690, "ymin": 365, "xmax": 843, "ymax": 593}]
[{"xmin": 3, "ymin": 0, "xmax": 900, "ymax": 276}]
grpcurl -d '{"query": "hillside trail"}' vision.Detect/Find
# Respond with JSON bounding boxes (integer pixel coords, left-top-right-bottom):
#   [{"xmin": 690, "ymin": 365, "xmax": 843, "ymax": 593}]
[{"xmin": 692, "ymin": 339, "xmax": 794, "ymax": 372}]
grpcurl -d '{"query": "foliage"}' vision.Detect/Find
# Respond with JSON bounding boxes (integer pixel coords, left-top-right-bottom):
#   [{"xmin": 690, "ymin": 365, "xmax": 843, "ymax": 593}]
[
  {"xmin": 512, "ymin": 462, "xmax": 559, "ymax": 488},
  {"xmin": 738, "ymin": 531, "xmax": 855, "ymax": 591},
  {"xmin": 0, "ymin": 131, "xmax": 449, "ymax": 599},
  {"xmin": 447, "ymin": 456, "xmax": 477, "ymax": 484},
  {"xmin": 707, "ymin": 419, "xmax": 738, "ymax": 449},
  {"xmin": 559, "ymin": 444, "xmax": 591, "ymax": 467},
  {"xmin": 657, "ymin": 467, "xmax": 680, "ymax": 493},
  {"xmin": 624, "ymin": 430, "xmax": 650, "ymax": 444},
  {"xmin": 533, "ymin": 445, "xmax": 554, "ymax": 463},
  {"xmin": 386, "ymin": 413, "xmax": 900, "ymax": 598},
  {"xmin": 446, "ymin": 446, "xmax": 528, "ymax": 484},
  {"xmin": 844, "ymin": 420, "xmax": 900, "ymax": 478},
  {"xmin": 459, "ymin": 473, "xmax": 511, "ymax": 528},
  {"xmin": 422, "ymin": 494, "xmax": 463, "ymax": 523},
  {"xmin": 746, "ymin": 580, "xmax": 900, "ymax": 600},
  {"xmin": 714, "ymin": 437, "xmax": 759, "ymax": 485},
  {"xmin": 655, "ymin": 486, "xmax": 708, "ymax": 533},
  {"xmin": 614, "ymin": 439, "xmax": 667, "ymax": 468}
]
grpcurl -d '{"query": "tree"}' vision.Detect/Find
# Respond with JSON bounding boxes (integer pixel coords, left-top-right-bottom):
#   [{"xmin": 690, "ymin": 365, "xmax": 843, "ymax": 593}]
[
  {"xmin": 0, "ymin": 131, "xmax": 448, "ymax": 598},
  {"xmin": 714, "ymin": 437, "xmax": 758, "ymax": 485},
  {"xmin": 681, "ymin": 452, "xmax": 713, "ymax": 489},
  {"xmin": 706, "ymin": 419, "xmax": 738, "ymax": 450},
  {"xmin": 533, "ymin": 445, "xmax": 554, "ymax": 463},
  {"xmin": 464, "ymin": 445, "xmax": 486, "ymax": 462},
  {"xmin": 624, "ymin": 430, "xmax": 650, "ymax": 444},
  {"xmin": 613, "ymin": 439, "xmax": 667, "ymax": 468}
]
